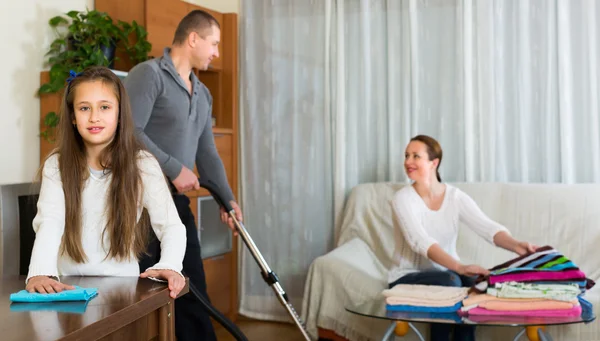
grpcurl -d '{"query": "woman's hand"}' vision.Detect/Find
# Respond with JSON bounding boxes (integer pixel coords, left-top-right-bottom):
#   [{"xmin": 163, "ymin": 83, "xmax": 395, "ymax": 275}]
[
  {"xmin": 26, "ymin": 276, "xmax": 75, "ymax": 293},
  {"xmin": 140, "ymin": 269, "xmax": 186, "ymax": 298},
  {"xmin": 493, "ymin": 231, "xmax": 538, "ymax": 256},
  {"xmin": 456, "ymin": 264, "xmax": 490, "ymax": 277},
  {"xmin": 513, "ymin": 241, "xmax": 538, "ymax": 256}
]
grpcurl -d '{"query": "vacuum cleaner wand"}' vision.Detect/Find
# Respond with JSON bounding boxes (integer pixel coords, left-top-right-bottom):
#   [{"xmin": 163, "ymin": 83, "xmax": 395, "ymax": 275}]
[{"xmin": 200, "ymin": 179, "xmax": 312, "ymax": 341}]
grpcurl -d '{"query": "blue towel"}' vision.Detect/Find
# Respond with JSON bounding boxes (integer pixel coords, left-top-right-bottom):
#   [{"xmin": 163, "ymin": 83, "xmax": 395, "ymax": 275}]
[
  {"xmin": 386, "ymin": 310, "xmax": 464, "ymax": 323},
  {"xmin": 386, "ymin": 301, "xmax": 462, "ymax": 313},
  {"xmin": 10, "ymin": 286, "xmax": 98, "ymax": 303},
  {"xmin": 10, "ymin": 300, "xmax": 91, "ymax": 314}
]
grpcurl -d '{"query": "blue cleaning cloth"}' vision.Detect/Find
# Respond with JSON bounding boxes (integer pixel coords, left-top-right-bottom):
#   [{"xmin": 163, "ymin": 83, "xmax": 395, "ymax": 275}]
[
  {"xmin": 10, "ymin": 286, "xmax": 98, "ymax": 303},
  {"xmin": 10, "ymin": 300, "xmax": 91, "ymax": 314},
  {"xmin": 386, "ymin": 301, "xmax": 462, "ymax": 313}
]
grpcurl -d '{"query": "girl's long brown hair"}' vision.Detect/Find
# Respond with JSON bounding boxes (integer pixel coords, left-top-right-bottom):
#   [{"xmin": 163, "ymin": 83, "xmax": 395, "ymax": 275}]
[{"xmin": 42, "ymin": 66, "xmax": 150, "ymax": 263}]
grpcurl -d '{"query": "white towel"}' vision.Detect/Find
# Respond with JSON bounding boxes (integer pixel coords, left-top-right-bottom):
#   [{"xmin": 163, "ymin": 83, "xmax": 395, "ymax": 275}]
[{"xmin": 382, "ymin": 284, "xmax": 469, "ymax": 306}]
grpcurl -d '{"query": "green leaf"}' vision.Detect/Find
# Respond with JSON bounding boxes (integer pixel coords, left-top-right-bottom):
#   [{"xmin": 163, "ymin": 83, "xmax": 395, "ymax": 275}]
[
  {"xmin": 44, "ymin": 112, "xmax": 60, "ymax": 128},
  {"xmin": 49, "ymin": 16, "xmax": 69, "ymax": 27},
  {"xmin": 66, "ymin": 10, "xmax": 80, "ymax": 19},
  {"xmin": 38, "ymin": 83, "xmax": 55, "ymax": 94},
  {"xmin": 49, "ymin": 64, "xmax": 67, "ymax": 81}
]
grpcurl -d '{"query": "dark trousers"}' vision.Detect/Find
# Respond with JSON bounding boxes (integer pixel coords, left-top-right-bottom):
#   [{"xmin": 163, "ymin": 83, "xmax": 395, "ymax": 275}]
[
  {"xmin": 139, "ymin": 194, "xmax": 217, "ymax": 341},
  {"xmin": 389, "ymin": 270, "xmax": 476, "ymax": 341}
]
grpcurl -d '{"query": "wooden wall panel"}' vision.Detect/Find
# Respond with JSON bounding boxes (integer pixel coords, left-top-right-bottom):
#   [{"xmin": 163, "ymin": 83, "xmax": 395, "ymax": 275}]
[
  {"xmin": 95, "ymin": 0, "xmax": 146, "ymax": 71},
  {"xmin": 145, "ymin": 0, "xmax": 191, "ymax": 58},
  {"xmin": 39, "ymin": 71, "xmax": 62, "ymax": 164},
  {"xmin": 197, "ymin": 70, "xmax": 223, "ymax": 127}
]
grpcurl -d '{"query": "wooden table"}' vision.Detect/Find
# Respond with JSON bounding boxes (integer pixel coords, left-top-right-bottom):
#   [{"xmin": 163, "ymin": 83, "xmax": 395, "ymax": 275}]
[{"xmin": 0, "ymin": 276, "xmax": 189, "ymax": 341}]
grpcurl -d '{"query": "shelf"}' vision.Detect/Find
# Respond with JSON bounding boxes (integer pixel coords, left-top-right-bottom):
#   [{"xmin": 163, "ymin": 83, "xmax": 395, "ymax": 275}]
[
  {"xmin": 213, "ymin": 127, "xmax": 233, "ymax": 135},
  {"xmin": 110, "ymin": 69, "xmax": 128, "ymax": 79}
]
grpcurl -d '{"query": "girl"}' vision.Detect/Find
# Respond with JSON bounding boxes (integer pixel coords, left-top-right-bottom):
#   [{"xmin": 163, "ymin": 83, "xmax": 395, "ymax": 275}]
[
  {"xmin": 26, "ymin": 66, "xmax": 187, "ymax": 299},
  {"xmin": 390, "ymin": 135, "xmax": 537, "ymax": 341}
]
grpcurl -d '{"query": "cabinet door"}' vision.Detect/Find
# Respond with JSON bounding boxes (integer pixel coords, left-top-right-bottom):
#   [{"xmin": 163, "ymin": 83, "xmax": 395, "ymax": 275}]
[
  {"xmin": 203, "ymin": 253, "xmax": 232, "ymax": 314},
  {"xmin": 145, "ymin": 0, "xmax": 190, "ymax": 58},
  {"xmin": 213, "ymin": 132, "xmax": 233, "ymax": 192},
  {"xmin": 188, "ymin": 132, "xmax": 234, "ymax": 198}
]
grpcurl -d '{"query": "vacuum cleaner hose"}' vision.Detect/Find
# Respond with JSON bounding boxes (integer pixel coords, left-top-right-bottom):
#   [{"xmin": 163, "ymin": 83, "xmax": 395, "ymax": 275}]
[{"xmin": 181, "ymin": 270, "xmax": 249, "ymax": 341}]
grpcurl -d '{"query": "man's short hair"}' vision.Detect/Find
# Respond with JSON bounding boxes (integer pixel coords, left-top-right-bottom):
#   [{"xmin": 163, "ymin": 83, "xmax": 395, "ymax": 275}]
[{"xmin": 172, "ymin": 10, "xmax": 220, "ymax": 45}]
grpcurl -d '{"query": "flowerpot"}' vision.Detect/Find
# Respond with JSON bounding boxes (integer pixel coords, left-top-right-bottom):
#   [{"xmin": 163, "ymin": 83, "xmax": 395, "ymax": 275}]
[{"xmin": 99, "ymin": 44, "xmax": 116, "ymax": 69}]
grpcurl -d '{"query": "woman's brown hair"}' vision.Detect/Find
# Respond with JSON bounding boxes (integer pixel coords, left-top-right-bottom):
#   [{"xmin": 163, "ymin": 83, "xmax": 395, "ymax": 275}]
[
  {"xmin": 41, "ymin": 66, "xmax": 149, "ymax": 263},
  {"xmin": 410, "ymin": 135, "xmax": 443, "ymax": 182}
]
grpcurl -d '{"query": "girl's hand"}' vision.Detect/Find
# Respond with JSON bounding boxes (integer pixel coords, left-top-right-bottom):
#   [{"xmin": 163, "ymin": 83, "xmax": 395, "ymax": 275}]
[
  {"xmin": 26, "ymin": 276, "xmax": 75, "ymax": 293},
  {"xmin": 457, "ymin": 264, "xmax": 490, "ymax": 277},
  {"xmin": 140, "ymin": 269, "xmax": 186, "ymax": 298}
]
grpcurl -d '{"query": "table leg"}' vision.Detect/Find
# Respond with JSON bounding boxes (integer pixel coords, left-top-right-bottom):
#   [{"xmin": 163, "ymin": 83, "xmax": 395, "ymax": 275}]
[
  {"xmin": 158, "ymin": 300, "xmax": 175, "ymax": 341},
  {"xmin": 408, "ymin": 323, "xmax": 425, "ymax": 341},
  {"xmin": 382, "ymin": 322, "xmax": 425, "ymax": 341},
  {"xmin": 513, "ymin": 328, "xmax": 526, "ymax": 341},
  {"xmin": 537, "ymin": 328, "xmax": 554, "ymax": 341},
  {"xmin": 381, "ymin": 323, "xmax": 395, "ymax": 341},
  {"xmin": 526, "ymin": 326, "xmax": 548, "ymax": 341},
  {"xmin": 513, "ymin": 326, "xmax": 552, "ymax": 341}
]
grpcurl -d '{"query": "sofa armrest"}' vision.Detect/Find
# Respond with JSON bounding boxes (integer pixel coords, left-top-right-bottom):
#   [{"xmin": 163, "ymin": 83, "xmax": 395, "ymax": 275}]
[{"xmin": 301, "ymin": 238, "xmax": 390, "ymax": 341}]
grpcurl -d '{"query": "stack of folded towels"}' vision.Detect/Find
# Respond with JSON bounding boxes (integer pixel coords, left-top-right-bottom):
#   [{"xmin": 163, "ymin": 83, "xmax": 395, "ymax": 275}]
[
  {"xmin": 463, "ymin": 245, "xmax": 595, "ymax": 318},
  {"xmin": 382, "ymin": 284, "xmax": 469, "ymax": 313}
]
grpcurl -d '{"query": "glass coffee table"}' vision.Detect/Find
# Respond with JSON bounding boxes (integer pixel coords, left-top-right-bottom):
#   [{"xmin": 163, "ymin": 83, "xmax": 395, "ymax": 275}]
[{"xmin": 346, "ymin": 299, "xmax": 596, "ymax": 341}]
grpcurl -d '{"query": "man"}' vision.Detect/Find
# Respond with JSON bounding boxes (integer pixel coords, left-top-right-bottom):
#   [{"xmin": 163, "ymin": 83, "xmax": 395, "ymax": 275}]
[{"xmin": 124, "ymin": 9, "xmax": 242, "ymax": 341}]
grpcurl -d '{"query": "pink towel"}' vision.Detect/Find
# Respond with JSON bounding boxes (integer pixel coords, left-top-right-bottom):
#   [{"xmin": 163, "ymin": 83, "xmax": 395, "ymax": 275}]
[
  {"xmin": 488, "ymin": 269, "xmax": 586, "ymax": 285},
  {"xmin": 468, "ymin": 305, "xmax": 582, "ymax": 317}
]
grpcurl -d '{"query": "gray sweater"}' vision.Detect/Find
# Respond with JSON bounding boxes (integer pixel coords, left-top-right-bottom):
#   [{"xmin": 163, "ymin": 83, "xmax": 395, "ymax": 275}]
[{"xmin": 124, "ymin": 47, "xmax": 234, "ymax": 203}]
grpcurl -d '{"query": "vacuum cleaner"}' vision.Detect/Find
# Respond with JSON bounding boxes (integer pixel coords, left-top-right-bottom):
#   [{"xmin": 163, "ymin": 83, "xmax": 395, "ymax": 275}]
[{"xmin": 182, "ymin": 179, "xmax": 312, "ymax": 341}]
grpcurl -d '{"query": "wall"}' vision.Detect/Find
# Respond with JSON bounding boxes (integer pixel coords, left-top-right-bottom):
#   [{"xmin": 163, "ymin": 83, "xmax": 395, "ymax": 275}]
[
  {"xmin": 0, "ymin": 0, "xmax": 240, "ymax": 186},
  {"xmin": 186, "ymin": 0, "xmax": 240, "ymax": 13},
  {"xmin": 0, "ymin": 0, "xmax": 93, "ymax": 186}
]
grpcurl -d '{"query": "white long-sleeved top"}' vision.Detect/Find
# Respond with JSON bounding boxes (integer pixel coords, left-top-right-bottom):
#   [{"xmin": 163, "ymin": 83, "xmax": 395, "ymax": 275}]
[
  {"xmin": 389, "ymin": 184, "xmax": 509, "ymax": 284},
  {"xmin": 26, "ymin": 151, "xmax": 187, "ymax": 283}
]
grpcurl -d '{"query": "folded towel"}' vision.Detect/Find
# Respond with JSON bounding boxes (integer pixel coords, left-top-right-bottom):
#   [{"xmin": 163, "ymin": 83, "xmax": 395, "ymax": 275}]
[
  {"xmin": 10, "ymin": 286, "xmax": 98, "ymax": 303},
  {"xmin": 386, "ymin": 301, "xmax": 462, "ymax": 313},
  {"xmin": 486, "ymin": 282, "xmax": 581, "ymax": 302},
  {"xmin": 386, "ymin": 296, "xmax": 466, "ymax": 307},
  {"xmin": 473, "ymin": 246, "xmax": 596, "ymax": 293},
  {"xmin": 488, "ymin": 269, "xmax": 587, "ymax": 286},
  {"xmin": 462, "ymin": 292, "xmax": 578, "ymax": 312},
  {"xmin": 382, "ymin": 284, "xmax": 469, "ymax": 302},
  {"xmin": 467, "ymin": 305, "xmax": 582, "ymax": 317},
  {"xmin": 387, "ymin": 310, "xmax": 463, "ymax": 323}
]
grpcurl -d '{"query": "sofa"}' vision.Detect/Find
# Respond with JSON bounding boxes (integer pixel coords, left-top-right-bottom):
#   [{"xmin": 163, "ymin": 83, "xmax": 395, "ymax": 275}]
[{"xmin": 301, "ymin": 182, "xmax": 600, "ymax": 341}]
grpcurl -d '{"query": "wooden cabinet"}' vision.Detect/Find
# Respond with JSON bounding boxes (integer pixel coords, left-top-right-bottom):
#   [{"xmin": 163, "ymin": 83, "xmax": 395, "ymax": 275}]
[{"xmin": 39, "ymin": 0, "xmax": 240, "ymax": 322}]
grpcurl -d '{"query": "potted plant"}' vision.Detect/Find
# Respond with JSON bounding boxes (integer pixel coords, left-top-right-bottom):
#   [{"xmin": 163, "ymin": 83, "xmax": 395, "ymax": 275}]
[{"xmin": 38, "ymin": 9, "xmax": 152, "ymax": 142}]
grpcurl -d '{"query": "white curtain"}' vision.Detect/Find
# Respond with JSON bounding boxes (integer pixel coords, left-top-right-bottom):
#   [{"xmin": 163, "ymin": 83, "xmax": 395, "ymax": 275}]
[
  {"xmin": 238, "ymin": 1, "xmax": 333, "ymax": 321},
  {"xmin": 239, "ymin": 0, "xmax": 600, "ymax": 321}
]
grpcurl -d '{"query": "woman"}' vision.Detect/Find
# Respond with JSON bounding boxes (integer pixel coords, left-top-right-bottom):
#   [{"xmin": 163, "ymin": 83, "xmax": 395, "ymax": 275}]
[{"xmin": 389, "ymin": 135, "xmax": 537, "ymax": 341}]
